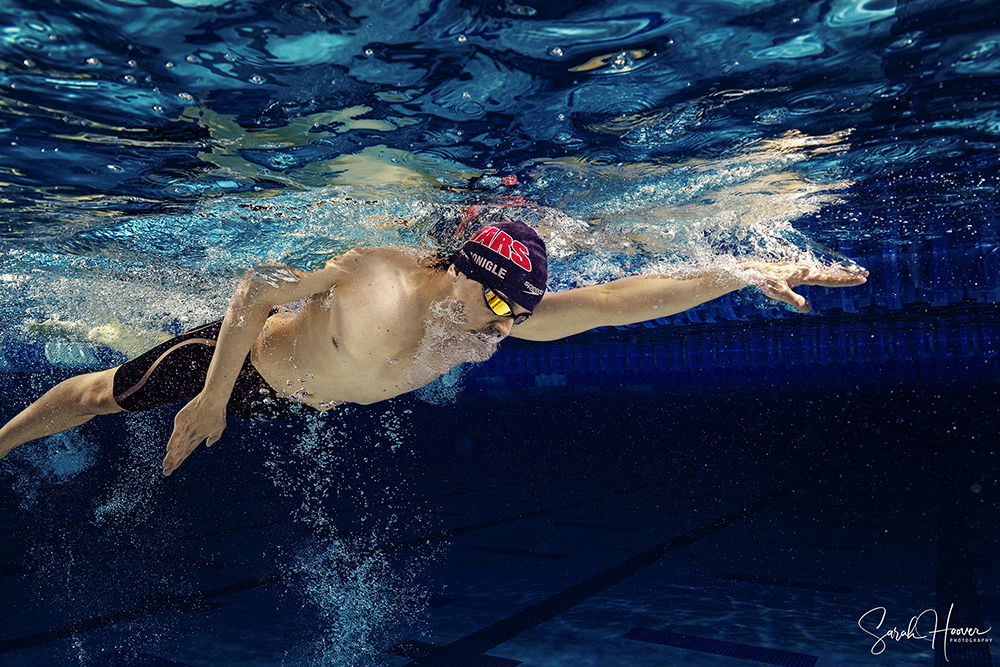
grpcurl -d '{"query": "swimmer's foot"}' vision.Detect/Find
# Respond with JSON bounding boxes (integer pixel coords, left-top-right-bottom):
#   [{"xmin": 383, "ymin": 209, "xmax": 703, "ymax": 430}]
[{"xmin": 27, "ymin": 319, "xmax": 173, "ymax": 357}]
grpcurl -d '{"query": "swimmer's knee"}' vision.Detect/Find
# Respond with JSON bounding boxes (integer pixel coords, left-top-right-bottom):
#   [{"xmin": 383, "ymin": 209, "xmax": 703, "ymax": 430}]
[{"xmin": 69, "ymin": 368, "xmax": 123, "ymax": 415}]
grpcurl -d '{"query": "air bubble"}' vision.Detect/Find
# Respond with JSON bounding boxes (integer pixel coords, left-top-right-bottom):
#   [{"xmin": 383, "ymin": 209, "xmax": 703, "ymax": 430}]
[
  {"xmin": 250, "ymin": 74, "xmax": 265, "ymax": 84},
  {"xmin": 505, "ymin": 2, "xmax": 536, "ymax": 15},
  {"xmin": 22, "ymin": 59, "xmax": 35, "ymax": 67},
  {"xmin": 872, "ymin": 83, "xmax": 909, "ymax": 99},
  {"xmin": 550, "ymin": 47, "xmax": 564, "ymax": 57},
  {"xmin": 165, "ymin": 61, "xmax": 175, "ymax": 68},
  {"xmin": 364, "ymin": 48, "xmax": 374, "ymax": 56},
  {"xmin": 14, "ymin": 36, "xmax": 42, "ymax": 50},
  {"xmin": 107, "ymin": 165, "xmax": 123, "ymax": 172},
  {"xmin": 756, "ymin": 108, "xmax": 789, "ymax": 124},
  {"xmin": 124, "ymin": 75, "xmax": 136, "ymax": 83},
  {"xmin": 178, "ymin": 92, "xmax": 193, "ymax": 101},
  {"xmin": 86, "ymin": 57, "xmax": 101, "ymax": 66},
  {"xmin": 457, "ymin": 35, "xmax": 467, "ymax": 43},
  {"xmin": 887, "ymin": 36, "xmax": 916, "ymax": 51},
  {"xmin": 609, "ymin": 51, "xmax": 634, "ymax": 72}
]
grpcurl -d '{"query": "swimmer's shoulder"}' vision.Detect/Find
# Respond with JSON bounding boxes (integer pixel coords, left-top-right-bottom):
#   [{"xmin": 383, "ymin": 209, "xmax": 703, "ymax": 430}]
[
  {"xmin": 327, "ymin": 246, "xmax": 426, "ymax": 271},
  {"xmin": 323, "ymin": 246, "xmax": 428, "ymax": 283}
]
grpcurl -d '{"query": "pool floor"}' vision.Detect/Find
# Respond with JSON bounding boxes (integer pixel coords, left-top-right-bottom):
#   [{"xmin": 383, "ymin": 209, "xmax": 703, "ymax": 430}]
[{"xmin": 0, "ymin": 386, "xmax": 996, "ymax": 666}]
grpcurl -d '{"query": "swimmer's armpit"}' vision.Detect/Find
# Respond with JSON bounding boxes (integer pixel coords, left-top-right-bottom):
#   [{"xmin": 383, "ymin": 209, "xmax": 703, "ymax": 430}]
[{"xmin": 251, "ymin": 264, "xmax": 301, "ymax": 289}]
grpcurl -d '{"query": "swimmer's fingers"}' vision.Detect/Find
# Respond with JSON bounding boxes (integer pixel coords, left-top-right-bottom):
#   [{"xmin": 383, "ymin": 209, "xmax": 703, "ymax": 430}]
[
  {"xmin": 162, "ymin": 397, "xmax": 227, "ymax": 476},
  {"xmin": 792, "ymin": 264, "xmax": 869, "ymax": 288},
  {"xmin": 740, "ymin": 261, "xmax": 868, "ymax": 313},
  {"xmin": 741, "ymin": 261, "xmax": 868, "ymax": 288},
  {"xmin": 755, "ymin": 275, "xmax": 812, "ymax": 313}
]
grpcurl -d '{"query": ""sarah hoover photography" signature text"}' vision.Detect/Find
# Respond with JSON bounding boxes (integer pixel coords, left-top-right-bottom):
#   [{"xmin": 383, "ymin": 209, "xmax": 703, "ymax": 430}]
[{"xmin": 858, "ymin": 604, "xmax": 992, "ymax": 662}]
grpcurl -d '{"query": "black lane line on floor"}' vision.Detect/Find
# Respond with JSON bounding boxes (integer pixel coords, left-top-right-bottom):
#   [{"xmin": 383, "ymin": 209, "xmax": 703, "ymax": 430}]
[
  {"xmin": 401, "ymin": 465, "xmax": 841, "ymax": 667},
  {"xmin": 379, "ymin": 459, "xmax": 751, "ymax": 558},
  {"xmin": 429, "ymin": 595, "xmax": 459, "ymax": 608},
  {"xmin": 387, "ymin": 640, "xmax": 520, "ymax": 666},
  {"xmin": 708, "ymin": 571, "xmax": 852, "ymax": 594},
  {"xmin": 786, "ymin": 519, "xmax": 892, "ymax": 530},
  {"xmin": 623, "ymin": 627, "xmax": 818, "ymax": 667},
  {"xmin": 378, "ymin": 473, "xmax": 689, "ymax": 555},
  {"xmin": 468, "ymin": 546, "xmax": 568, "ymax": 561},
  {"xmin": 352, "ymin": 467, "xmax": 594, "ymax": 516},
  {"xmin": 552, "ymin": 521, "xmax": 637, "ymax": 532},
  {"xmin": 1, "ymin": 517, "xmax": 301, "ymax": 577},
  {"xmin": 89, "ymin": 649, "xmax": 197, "ymax": 667},
  {"xmin": 120, "ymin": 469, "xmax": 571, "ymax": 555},
  {"xmin": 471, "ymin": 498, "xmax": 537, "ymax": 504},
  {"xmin": 30, "ymin": 468, "xmax": 595, "ymax": 567},
  {"xmin": 0, "ymin": 570, "xmax": 302, "ymax": 655},
  {"xmin": 0, "ymin": 470, "xmax": 687, "ymax": 655},
  {"xmin": 759, "ymin": 538, "xmax": 867, "ymax": 552},
  {"xmin": 608, "ymin": 505, "xmax": 682, "ymax": 514},
  {"xmin": 154, "ymin": 555, "xmax": 233, "ymax": 571},
  {"xmin": 935, "ymin": 474, "xmax": 994, "ymax": 667},
  {"xmin": 173, "ymin": 491, "xmax": 287, "ymax": 511}
]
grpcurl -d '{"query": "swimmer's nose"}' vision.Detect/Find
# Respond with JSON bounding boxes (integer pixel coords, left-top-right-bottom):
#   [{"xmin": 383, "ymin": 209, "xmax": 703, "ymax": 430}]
[{"xmin": 494, "ymin": 318, "xmax": 514, "ymax": 336}]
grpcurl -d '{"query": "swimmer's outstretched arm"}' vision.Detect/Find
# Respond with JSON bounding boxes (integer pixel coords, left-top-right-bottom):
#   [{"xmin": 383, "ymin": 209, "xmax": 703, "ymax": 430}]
[
  {"xmin": 162, "ymin": 255, "xmax": 354, "ymax": 476},
  {"xmin": 510, "ymin": 261, "xmax": 868, "ymax": 342}
]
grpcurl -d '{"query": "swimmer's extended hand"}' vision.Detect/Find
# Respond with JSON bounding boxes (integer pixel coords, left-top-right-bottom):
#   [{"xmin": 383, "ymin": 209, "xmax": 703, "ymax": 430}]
[
  {"xmin": 740, "ymin": 261, "xmax": 868, "ymax": 313},
  {"xmin": 163, "ymin": 393, "xmax": 227, "ymax": 476}
]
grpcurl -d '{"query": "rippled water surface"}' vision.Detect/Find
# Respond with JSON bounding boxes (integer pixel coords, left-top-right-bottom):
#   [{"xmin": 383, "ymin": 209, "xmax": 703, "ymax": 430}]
[
  {"xmin": 1, "ymin": 0, "xmax": 997, "ymax": 338},
  {"xmin": 2, "ymin": 0, "xmax": 997, "ymax": 237}
]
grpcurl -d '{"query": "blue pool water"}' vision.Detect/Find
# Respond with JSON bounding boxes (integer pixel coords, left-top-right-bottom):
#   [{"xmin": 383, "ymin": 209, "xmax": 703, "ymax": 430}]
[{"xmin": 1, "ymin": 0, "xmax": 998, "ymax": 665}]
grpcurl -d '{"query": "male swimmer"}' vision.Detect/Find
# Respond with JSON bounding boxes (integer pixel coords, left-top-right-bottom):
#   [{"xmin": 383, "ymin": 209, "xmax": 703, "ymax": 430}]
[{"xmin": 0, "ymin": 220, "xmax": 867, "ymax": 476}]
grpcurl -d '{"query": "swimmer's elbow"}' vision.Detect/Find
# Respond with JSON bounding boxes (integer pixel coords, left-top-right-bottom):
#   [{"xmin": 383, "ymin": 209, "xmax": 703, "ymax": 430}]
[
  {"xmin": 234, "ymin": 266, "xmax": 296, "ymax": 310},
  {"xmin": 247, "ymin": 264, "xmax": 302, "ymax": 288},
  {"xmin": 238, "ymin": 259, "xmax": 345, "ymax": 308}
]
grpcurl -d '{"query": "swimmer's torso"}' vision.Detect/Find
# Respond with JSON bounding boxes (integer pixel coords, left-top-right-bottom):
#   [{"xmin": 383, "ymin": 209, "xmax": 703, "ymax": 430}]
[{"xmin": 249, "ymin": 248, "xmax": 455, "ymax": 409}]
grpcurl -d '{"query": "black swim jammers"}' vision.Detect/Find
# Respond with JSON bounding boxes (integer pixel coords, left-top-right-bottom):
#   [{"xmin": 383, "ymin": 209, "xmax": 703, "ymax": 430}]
[{"xmin": 112, "ymin": 320, "xmax": 317, "ymax": 421}]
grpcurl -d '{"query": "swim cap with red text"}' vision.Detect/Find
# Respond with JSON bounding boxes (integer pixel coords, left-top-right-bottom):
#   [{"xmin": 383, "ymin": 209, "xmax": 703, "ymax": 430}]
[{"xmin": 452, "ymin": 219, "xmax": 548, "ymax": 311}]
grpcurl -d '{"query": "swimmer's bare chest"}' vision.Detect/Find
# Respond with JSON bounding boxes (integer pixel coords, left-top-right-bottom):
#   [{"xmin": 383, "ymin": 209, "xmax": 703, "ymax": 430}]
[{"xmin": 250, "ymin": 290, "xmax": 437, "ymax": 409}]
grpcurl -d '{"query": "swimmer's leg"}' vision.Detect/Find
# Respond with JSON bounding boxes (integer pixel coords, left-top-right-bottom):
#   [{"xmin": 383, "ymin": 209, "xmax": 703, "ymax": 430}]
[{"xmin": 0, "ymin": 367, "xmax": 122, "ymax": 459}]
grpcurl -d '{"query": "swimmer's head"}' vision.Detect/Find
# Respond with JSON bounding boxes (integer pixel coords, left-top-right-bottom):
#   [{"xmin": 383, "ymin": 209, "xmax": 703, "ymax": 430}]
[{"xmin": 451, "ymin": 219, "xmax": 548, "ymax": 312}]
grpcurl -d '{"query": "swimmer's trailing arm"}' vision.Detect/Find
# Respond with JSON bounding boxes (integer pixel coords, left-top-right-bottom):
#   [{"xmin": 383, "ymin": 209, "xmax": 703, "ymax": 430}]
[
  {"xmin": 509, "ymin": 261, "xmax": 868, "ymax": 343},
  {"xmin": 161, "ymin": 257, "xmax": 349, "ymax": 476}
]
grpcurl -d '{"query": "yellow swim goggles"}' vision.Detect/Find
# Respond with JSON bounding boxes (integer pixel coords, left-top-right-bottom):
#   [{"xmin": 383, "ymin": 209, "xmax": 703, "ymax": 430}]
[
  {"xmin": 463, "ymin": 251, "xmax": 532, "ymax": 325},
  {"xmin": 482, "ymin": 285, "xmax": 531, "ymax": 325}
]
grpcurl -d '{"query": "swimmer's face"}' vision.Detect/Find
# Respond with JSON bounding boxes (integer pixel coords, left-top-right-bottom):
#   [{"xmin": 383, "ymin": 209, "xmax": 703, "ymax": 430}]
[{"xmin": 455, "ymin": 272, "xmax": 524, "ymax": 340}]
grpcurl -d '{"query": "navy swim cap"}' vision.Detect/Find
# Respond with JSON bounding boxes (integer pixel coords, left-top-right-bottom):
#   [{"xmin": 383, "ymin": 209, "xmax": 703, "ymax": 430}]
[{"xmin": 452, "ymin": 220, "xmax": 548, "ymax": 311}]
